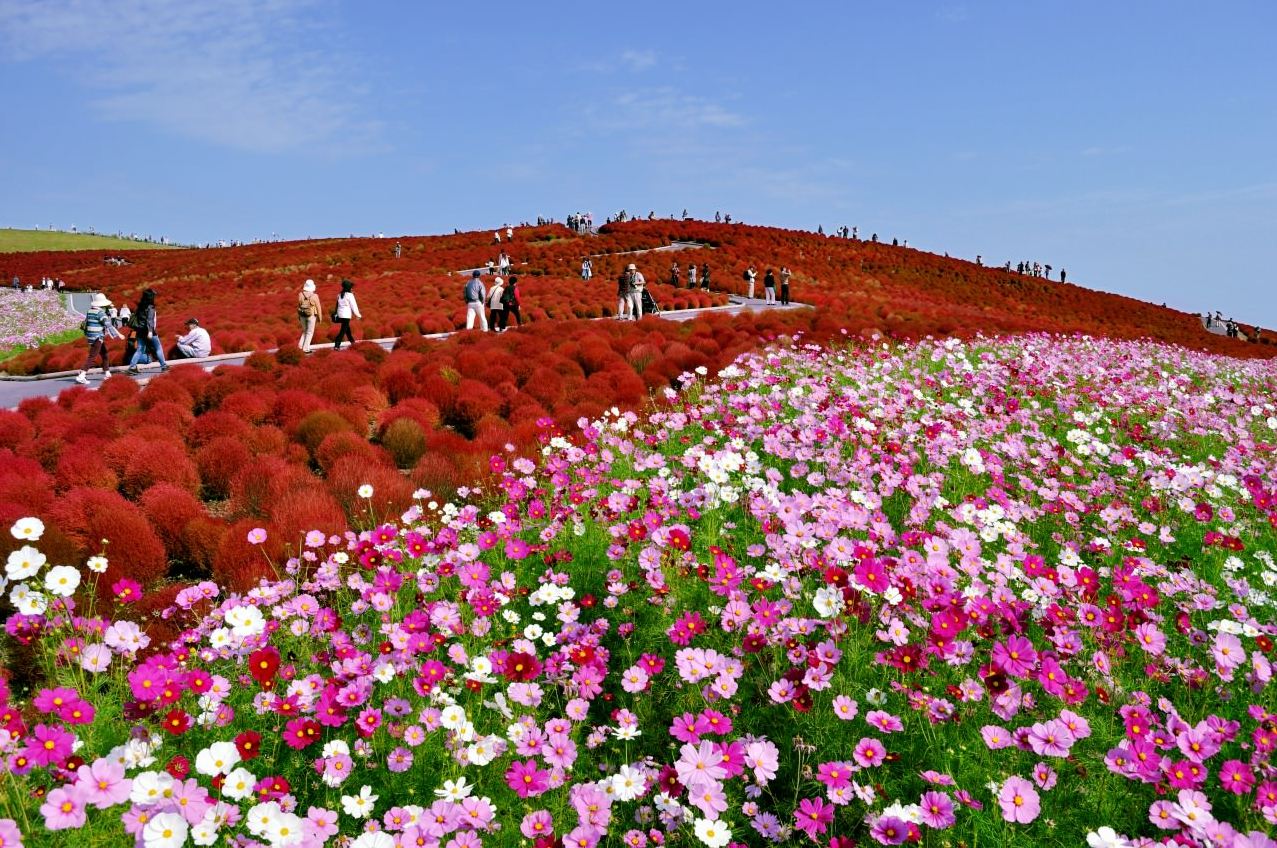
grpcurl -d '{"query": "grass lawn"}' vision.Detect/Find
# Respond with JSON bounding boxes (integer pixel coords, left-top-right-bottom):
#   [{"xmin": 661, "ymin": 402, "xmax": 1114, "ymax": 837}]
[{"xmin": 0, "ymin": 228, "xmax": 181, "ymax": 252}]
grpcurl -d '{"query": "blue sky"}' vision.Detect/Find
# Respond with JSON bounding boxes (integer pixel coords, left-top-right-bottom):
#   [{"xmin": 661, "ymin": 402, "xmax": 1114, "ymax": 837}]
[{"xmin": 2, "ymin": 0, "xmax": 1275, "ymax": 325}]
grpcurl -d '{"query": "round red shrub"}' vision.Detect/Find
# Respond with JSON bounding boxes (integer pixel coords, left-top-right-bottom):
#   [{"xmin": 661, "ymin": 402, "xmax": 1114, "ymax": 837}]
[
  {"xmin": 229, "ymin": 455, "xmax": 311, "ymax": 519},
  {"xmin": 269, "ymin": 488, "xmax": 348, "ymax": 551},
  {"xmin": 246, "ymin": 425, "xmax": 288, "ymax": 456},
  {"xmin": 186, "ymin": 411, "xmax": 254, "ymax": 449},
  {"xmin": 55, "ymin": 443, "xmax": 119, "ymax": 492},
  {"xmin": 218, "ymin": 389, "xmax": 274, "ymax": 423},
  {"xmin": 327, "ymin": 456, "xmax": 414, "ymax": 524},
  {"xmin": 412, "ymin": 453, "xmax": 461, "ymax": 495},
  {"xmin": 315, "ymin": 430, "xmax": 383, "ymax": 476},
  {"xmin": 196, "ymin": 436, "xmax": 252, "ymax": 500},
  {"xmin": 140, "ymin": 483, "xmax": 206, "ymax": 564},
  {"xmin": 212, "ymin": 519, "xmax": 282, "ymax": 593},
  {"xmin": 273, "ymin": 389, "xmax": 330, "ymax": 431},
  {"xmin": 138, "ymin": 379, "xmax": 195, "ymax": 412},
  {"xmin": 0, "ymin": 410, "xmax": 34, "ymax": 450},
  {"xmin": 120, "ymin": 441, "xmax": 200, "ymax": 498},
  {"xmin": 48, "ymin": 487, "xmax": 167, "ymax": 587},
  {"xmin": 180, "ymin": 517, "xmax": 227, "ymax": 575}
]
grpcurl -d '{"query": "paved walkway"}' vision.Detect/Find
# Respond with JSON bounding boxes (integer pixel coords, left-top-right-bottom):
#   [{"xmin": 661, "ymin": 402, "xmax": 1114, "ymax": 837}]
[{"xmin": 0, "ymin": 295, "xmax": 805, "ymax": 409}]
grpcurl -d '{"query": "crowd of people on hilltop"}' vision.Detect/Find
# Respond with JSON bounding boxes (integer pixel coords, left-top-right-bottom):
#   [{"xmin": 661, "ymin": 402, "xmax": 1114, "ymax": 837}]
[
  {"xmin": 1203, "ymin": 311, "xmax": 1263, "ymax": 342},
  {"xmin": 567, "ymin": 213, "xmax": 594, "ymax": 233}
]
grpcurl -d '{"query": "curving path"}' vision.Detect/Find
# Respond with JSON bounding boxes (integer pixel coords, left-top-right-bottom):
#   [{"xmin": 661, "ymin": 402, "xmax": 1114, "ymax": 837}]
[{"xmin": 0, "ymin": 294, "xmax": 805, "ymax": 409}]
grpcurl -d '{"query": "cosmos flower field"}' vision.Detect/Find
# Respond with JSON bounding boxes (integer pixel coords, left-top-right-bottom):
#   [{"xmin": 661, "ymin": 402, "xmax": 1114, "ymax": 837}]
[{"xmin": 2, "ymin": 333, "xmax": 1276, "ymax": 848}]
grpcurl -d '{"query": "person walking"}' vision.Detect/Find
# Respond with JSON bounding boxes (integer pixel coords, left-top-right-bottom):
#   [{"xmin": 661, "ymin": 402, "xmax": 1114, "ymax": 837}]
[
  {"xmin": 393, "ymin": 241, "xmax": 402, "ymax": 259},
  {"xmin": 627, "ymin": 263, "xmax": 646, "ymax": 319},
  {"xmin": 464, "ymin": 270, "xmax": 488, "ymax": 331},
  {"xmin": 763, "ymin": 268, "xmax": 777, "ymax": 305},
  {"xmin": 333, "ymin": 278, "xmax": 361, "ymax": 349},
  {"xmin": 487, "ymin": 275, "xmax": 506, "ymax": 331},
  {"xmin": 670, "ymin": 261, "xmax": 680, "ymax": 287},
  {"xmin": 126, "ymin": 289, "xmax": 168, "ymax": 374},
  {"xmin": 687, "ymin": 263, "xmax": 697, "ymax": 289},
  {"xmin": 497, "ymin": 250, "xmax": 511, "ymax": 277},
  {"xmin": 780, "ymin": 266, "xmax": 791, "ymax": 305},
  {"xmin": 701, "ymin": 263, "xmax": 711, "ymax": 291},
  {"xmin": 744, "ymin": 264, "xmax": 757, "ymax": 299},
  {"xmin": 581, "ymin": 257, "xmax": 593, "ymax": 281},
  {"xmin": 74, "ymin": 292, "xmax": 114, "ymax": 384},
  {"xmin": 297, "ymin": 278, "xmax": 321, "ymax": 352},
  {"xmin": 500, "ymin": 276, "xmax": 523, "ymax": 329},
  {"xmin": 616, "ymin": 266, "xmax": 633, "ymax": 320}
]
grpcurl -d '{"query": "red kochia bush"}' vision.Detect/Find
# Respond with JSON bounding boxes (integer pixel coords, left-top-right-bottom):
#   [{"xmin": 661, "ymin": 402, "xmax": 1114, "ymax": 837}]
[
  {"xmin": 212, "ymin": 518, "xmax": 283, "ymax": 593},
  {"xmin": 140, "ymin": 483, "xmax": 206, "ymax": 564},
  {"xmin": 269, "ymin": 488, "xmax": 348, "ymax": 551},
  {"xmin": 55, "ymin": 442, "xmax": 119, "ymax": 492},
  {"xmin": 293, "ymin": 409, "xmax": 354, "ymax": 458},
  {"xmin": 380, "ymin": 417, "xmax": 427, "ymax": 468},
  {"xmin": 185, "ymin": 411, "xmax": 255, "ymax": 449},
  {"xmin": 196, "ymin": 437, "xmax": 253, "ymax": 500},
  {"xmin": 0, "ymin": 410, "xmax": 34, "ymax": 450},
  {"xmin": 315, "ymin": 430, "xmax": 385, "ymax": 476},
  {"xmin": 327, "ymin": 455, "xmax": 414, "ymax": 524},
  {"xmin": 48, "ymin": 487, "xmax": 167, "ymax": 587},
  {"xmin": 228, "ymin": 455, "xmax": 311, "ymax": 519},
  {"xmin": 120, "ymin": 441, "xmax": 201, "ymax": 498}
]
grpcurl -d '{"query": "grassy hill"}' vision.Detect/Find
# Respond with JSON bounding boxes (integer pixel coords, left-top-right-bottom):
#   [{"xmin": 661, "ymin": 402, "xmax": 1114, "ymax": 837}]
[{"xmin": 0, "ymin": 228, "xmax": 179, "ymax": 253}]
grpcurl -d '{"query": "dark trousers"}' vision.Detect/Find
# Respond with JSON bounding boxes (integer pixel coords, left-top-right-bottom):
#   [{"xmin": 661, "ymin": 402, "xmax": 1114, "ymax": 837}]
[
  {"xmin": 501, "ymin": 305, "xmax": 522, "ymax": 329},
  {"xmin": 781, "ymin": 284, "xmax": 790, "ymax": 305},
  {"xmin": 489, "ymin": 308, "xmax": 504, "ymax": 329},
  {"xmin": 82, "ymin": 338, "xmax": 109, "ymax": 372},
  {"xmin": 333, "ymin": 319, "xmax": 354, "ymax": 348}
]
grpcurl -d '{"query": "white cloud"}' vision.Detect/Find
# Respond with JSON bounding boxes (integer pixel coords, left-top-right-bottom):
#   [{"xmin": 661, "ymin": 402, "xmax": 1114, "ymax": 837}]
[
  {"xmin": 602, "ymin": 88, "xmax": 745, "ymax": 131},
  {"xmin": 619, "ymin": 49, "xmax": 657, "ymax": 71},
  {"xmin": 0, "ymin": 0, "xmax": 378, "ymax": 154}
]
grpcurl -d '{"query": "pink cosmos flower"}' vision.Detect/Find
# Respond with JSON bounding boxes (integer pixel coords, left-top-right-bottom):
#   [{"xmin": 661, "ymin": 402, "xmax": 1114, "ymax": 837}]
[
  {"xmin": 745, "ymin": 739, "xmax": 779, "ymax": 784},
  {"xmin": 981, "ymin": 725, "xmax": 1013, "ymax": 750},
  {"xmin": 918, "ymin": 791, "xmax": 956, "ymax": 829},
  {"xmin": 869, "ymin": 815, "xmax": 910, "ymax": 845},
  {"xmin": 40, "ymin": 787, "xmax": 86, "ymax": 830},
  {"xmin": 687, "ymin": 780, "xmax": 729, "ymax": 818},
  {"xmin": 26, "ymin": 723, "xmax": 74, "ymax": 767},
  {"xmin": 1027, "ymin": 719, "xmax": 1075, "ymax": 758},
  {"xmin": 866, "ymin": 710, "xmax": 904, "ymax": 733},
  {"xmin": 505, "ymin": 759, "xmax": 551, "ymax": 799},
  {"xmin": 816, "ymin": 761, "xmax": 854, "ymax": 789},
  {"xmin": 853, "ymin": 737, "xmax": 886, "ymax": 768},
  {"xmin": 997, "ymin": 776, "xmax": 1040, "ymax": 824},
  {"xmin": 831, "ymin": 695, "xmax": 859, "ymax": 721},
  {"xmin": 75, "ymin": 758, "xmax": 132, "ymax": 809},
  {"xmin": 521, "ymin": 810, "xmax": 553, "ymax": 839},
  {"xmin": 992, "ymin": 635, "xmax": 1038, "ymax": 678},
  {"xmin": 1133, "ymin": 623, "xmax": 1167, "ymax": 656},
  {"xmin": 1218, "ymin": 760, "xmax": 1255, "ymax": 795},
  {"xmin": 675, "ymin": 740, "xmax": 727, "ymax": 789},
  {"xmin": 1031, "ymin": 763, "xmax": 1058, "ymax": 791},
  {"xmin": 793, "ymin": 797, "xmax": 834, "ymax": 839}
]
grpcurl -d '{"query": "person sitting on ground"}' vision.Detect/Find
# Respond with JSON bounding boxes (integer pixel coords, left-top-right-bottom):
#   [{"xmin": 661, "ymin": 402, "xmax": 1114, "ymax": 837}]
[{"xmin": 172, "ymin": 318, "xmax": 211, "ymax": 359}]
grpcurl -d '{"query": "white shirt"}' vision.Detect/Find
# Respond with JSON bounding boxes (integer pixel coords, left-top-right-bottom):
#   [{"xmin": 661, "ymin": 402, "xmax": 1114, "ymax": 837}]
[
  {"xmin": 177, "ymin": 326, "xmax": 211, "ymax": 357},
  {"xmin": 335, "ymin": 291, "xmax": 361, "ymax": 319}
]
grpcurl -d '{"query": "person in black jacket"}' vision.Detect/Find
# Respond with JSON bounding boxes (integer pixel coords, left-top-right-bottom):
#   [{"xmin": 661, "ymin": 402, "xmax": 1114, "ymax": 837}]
[{"xmin": 126, "ymin": 289, "xmax": 169, "ymax": 374}]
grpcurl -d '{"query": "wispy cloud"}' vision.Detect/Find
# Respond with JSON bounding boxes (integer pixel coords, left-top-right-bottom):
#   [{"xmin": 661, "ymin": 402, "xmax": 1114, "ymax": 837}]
[
  {"xmin": 599, "ymin": 88, "xmax": 746, "ymax": 132},
  {"xmin": 619, "ymin": 49, "xmax": 657, "ymax": 72},
  {"xmin": 0, "ymin": 0, "xmax": 379, "ymax": 154}
]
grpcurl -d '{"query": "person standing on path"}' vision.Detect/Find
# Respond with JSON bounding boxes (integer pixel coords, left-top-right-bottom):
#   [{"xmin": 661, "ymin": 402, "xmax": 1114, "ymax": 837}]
[
  {"xmin": 394, "ymin": 241, "xmax": 402, "ymax": 259},
  {"xmin": 670, "ymin": 261, "xmax": 680, "ymax": 288},
  {"xmin": 701, "ymin": 263, "xmax": 711, "ymax": 291},
  {"xmin": 126, "ymin": 289, "xmax": 168, "ymax": 374},
  {"xmin": 581, "ymin": 257, "xmax": 592, "ymax": 281},
  {"xmin": 763, "ymin": 268, "xmax": 777, "ymax": 305},
  {"xmin": 464, "ymin": 270, "xmax": 488, "ymax": 331},
  {"xmin": 780, "ymin": 266, "xmax": 791, "ymax": 306},
  {"xmin": 487, "ymin": 276, "xmax": 506, "ymax": 332},
  {"xmin": 616, "ymin": 266, "xmax": 633, "ymax": 320},
  {"xmin": 497, "ymin": 250, "xmax": 511, "ymax": 277},
  {"xmin": 500, "ymin": 276, "xmax": 522, "ymax": 329},
  {"xmin": 74, "ymin": 293, "xmax": 114, "ymax": 384},
  {"xmin": 627, "ymin": 263, "xmax": 646, "ymax": 319},
  {"xmin": 745, "ymin": 264, "xmax": 757, "ymax": 299},
  {"xmin": 333, "ymin": 278, "xmax": 361, "ymax": 349},
  {"xmin": 297, "ymin": 279, "xmax": 321, "ymax": 352},
  {"xmin": 687, "ymin": 263, "xmax": 697, "ymax": 289}
]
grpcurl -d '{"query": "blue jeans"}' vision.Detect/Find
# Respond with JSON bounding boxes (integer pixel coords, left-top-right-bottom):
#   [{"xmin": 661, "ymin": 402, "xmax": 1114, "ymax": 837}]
[{"xmin": 130, "ymin": 335, "xmax": 167, "ymax": 368}]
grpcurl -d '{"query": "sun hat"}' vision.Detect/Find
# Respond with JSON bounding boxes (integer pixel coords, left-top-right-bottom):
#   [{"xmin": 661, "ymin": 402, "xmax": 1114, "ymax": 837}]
[
  {"xmin": 303, "ymin": 279, "xmax": 316, "ymax": 293},
  {"xmin": 627, "ymin": 263, "xmax": 637, "ymax": 270},
  {"xmin": 492, "ymin": 276, "xmax": 503, "ymax": 285},
  {"xmin": 89, "ymin": 293, "xmax": 112, "ymax": 308}
]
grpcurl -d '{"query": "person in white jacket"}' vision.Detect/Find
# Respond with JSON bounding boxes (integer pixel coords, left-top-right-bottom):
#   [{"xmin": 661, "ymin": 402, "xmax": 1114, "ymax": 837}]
[
  {"xmin": 487, "ymin": 276, "xmax": 506, "ymax": 332},
  {"xmin": 333, "ymin": 278, "xmax": 361, "ymax": 349}
]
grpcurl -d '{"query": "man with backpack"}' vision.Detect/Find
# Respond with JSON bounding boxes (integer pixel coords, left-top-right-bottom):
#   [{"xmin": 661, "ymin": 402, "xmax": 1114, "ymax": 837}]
[
  {"xmin": 500, "ymin": 276, "xmax": 523, "ymax": 329},
  {"xmin": 464, "ymin": 270, "xmax": 488, "ymax": 331}
]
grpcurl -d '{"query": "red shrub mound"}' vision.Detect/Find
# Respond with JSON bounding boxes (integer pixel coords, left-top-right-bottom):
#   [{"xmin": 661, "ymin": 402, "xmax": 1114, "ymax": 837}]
[
  {"xmin": 55, "ymin": 442, "xmax": 119, "ymax": 492},
  {"xmin": 212, "ymin": 519, "xmax": 283, "ymax": 593},
  {"xmin": 120, "ymin": 440, "xmax": 200, "ymax": 498},
  {"xmin": 196, "ymin": 437, "xmax": 252, "ymax": 500},
  {"xmin": 270, "ymin": 488, "xmax": 348, "ymax": 551},
  {"xmin": 140, "ymin": 483, "xmax": 208, "ymax": 565},
  {"xmin": 48, "ymin": 487, "xmax": 167, "ymax": 586},
  {"xmin": 0, "ymin": 410, "xmax": 34, "ymax": 449}
]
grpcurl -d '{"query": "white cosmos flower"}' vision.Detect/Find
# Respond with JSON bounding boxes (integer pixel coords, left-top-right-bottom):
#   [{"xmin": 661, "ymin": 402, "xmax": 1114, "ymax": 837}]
[
  {"xmin": 434, "ymin": 777, "xmax": 473, "ymax": 801},
  {"xmin": 194, "ymin": 741, "xmax": 241, "ymax": 776},
  {"xmin": 86, "ymin": 556, "xmax": 109, "ymax": 573},
  {"xmin": 350, "ymin": 833, "xmax": 395, "ymax": 848},
  {"xmin": 222, "ymin": 767, "xmax": 256, "ymax": 801},
  {"xmin": 693, "ymin": 817, "xmax": 732, "ymax": 848},
  {"xmin": 341, "ymin": 785, "xmax": 378, "ymax": 818},
  {"xmin": 6, "ymin": 545, "xmax": 45, "ymax": 580},
  {"xmin": 14, "ymin": 587, "xmax": 48, "ymax": 616},
  {"xmin": 142, "ymin": 812, "xmax": 189, "ymax": 848},
  {"xmin": 357, "ymin": 484, "xmax": 374, "ymax": 498},
  {"xmin": 44, "ymin": 565, "xmax": 81, "ymax": 597},
  {"xmin": 10, "ymin": 517, "xmax": 44, "ymax": 541}
]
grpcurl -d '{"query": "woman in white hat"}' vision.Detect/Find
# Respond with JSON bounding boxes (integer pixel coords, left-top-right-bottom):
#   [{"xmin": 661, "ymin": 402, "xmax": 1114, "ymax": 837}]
[
  {"xmin": 297, "ymin": 278, "xmax": 322, "ymax": 352},
  {"xmin": 74, "ymin": 292, "xmax": 114, "ymax": 384}
]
